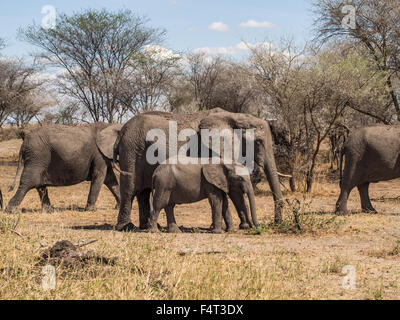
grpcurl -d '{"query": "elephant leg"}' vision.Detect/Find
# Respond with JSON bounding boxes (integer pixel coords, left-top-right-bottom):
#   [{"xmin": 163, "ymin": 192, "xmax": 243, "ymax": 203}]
[
  {"xmin": 36, "ymin": 187, "xmax": 52, "ymax": 212},
  {"xmin": 104, "ymin": 166, "xmax": 120, "ymax": 209},
  {"xmin": 165, "ymin": 205, "xmax": 181, "ymax": 233},
  {"xmin": 237, "ymin": 206, "xmax": 250, "ymax": 230},
  {"xmin": 211, "ymin": 200, "xmax": 236, "ymax": 231},
  {"xmin": 264, "ymin": 152, "xmax": 284, "ymax": 223},
  {"xmin": 208, "ymin": 190, "xmax": 223, "ymax": 234},
  {"xmin": 222, "ymin": 195, "xmax": 235, "ymax": 232},
  {"xmin": 85, "ymin": 168, "xmax": 107, "ymax": 211},
  {"xmin": 138, "ymin": 189, "xmax": 151, "ymax": 230},
  {"xmin": 6, "ymin": 185, "xmax": 33, "ymax": 213},
  {"xmin": 149, "ymin": 208, "xmax": 161, "ymax": 233},
  {"xmin": 336, "ymin": 184, "xmax": 354, "ymax": 214},
  {"xmin": 335, "ymin": 158, "xmax": 357, "ymax": 214},
  {"xmin": 358, "ymin": 183, "xmax": 377, "ymax": 213},
  {"xmin": 116, "ymin": 174, "xmax": 136, "ymax": 231},
  {"xmin": 150, "ymin": 186, "xmax": 171, "ymax": 232},
  {"xmin": 6, "ymin": 168, "xmax": 40, "ymax": 212}
]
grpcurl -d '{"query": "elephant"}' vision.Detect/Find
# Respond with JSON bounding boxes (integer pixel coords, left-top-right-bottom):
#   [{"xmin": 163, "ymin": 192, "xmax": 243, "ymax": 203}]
[
  {"xmin": 113, "ymin": 108, "xmax": 284, "ymax": 231},
  {"xmin": 336, "ymin": 125, "xmax": 400, "ymax": 214},
  {"xmin": 5, "ymin": 122, "xmax": 122, "ymax": 212},
  {"xmin": 149, "ymin": 158, "xmax": 258, "ymax": 233}
]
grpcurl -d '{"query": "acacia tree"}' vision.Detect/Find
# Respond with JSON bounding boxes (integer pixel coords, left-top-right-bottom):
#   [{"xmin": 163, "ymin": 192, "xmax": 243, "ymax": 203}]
[
  {"xmin": 250, "ymin": 40, "xmax": 389, "ymax": 192},
  {"xmin": 9, "ymin": 87, "xmax": 55, "ymax": 127},
  {"xmin": 20, "ymin": 9, "xmax": 165, "ymax": 123},
  {"xmin": 211, "ymin": 61, "xmax": 261, "ymax": 114},
  {"xmin": 313, "ymin": 0, "xmax": 400, "ymax": 121},
  {"xmin": 42, "ymin": 100, "xmax": 82, "ymax": 125},
  {"xmin": 176, "ymin": 53, "xmax": 263, "ymax": 114},
  {"xmin": 167, "ymin": 77, "xmax": 198, "ymax": 114},
  {"xmin": 0, "ymin": 58, "xmax": 49, "ymax": 127},
  {"xmin": 249, "ymin": 40, "xmax": 309, "ymax": 191},
  {"xmin": 119, "ymin": 45, "xmax": 181, "ymax": 115},
  {"xmin": 186, "ymin": 52, "xmax": 224, "ymax": 110}
]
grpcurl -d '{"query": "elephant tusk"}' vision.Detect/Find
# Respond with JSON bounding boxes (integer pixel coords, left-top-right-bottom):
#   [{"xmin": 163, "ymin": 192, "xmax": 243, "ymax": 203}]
[
  {"xmin": 112, "ymin": 161, "xmax": 133, "ymax": 176},
  {"xmin": 277, "ymin": 172, "xmax": 293, "ymax": 179}
]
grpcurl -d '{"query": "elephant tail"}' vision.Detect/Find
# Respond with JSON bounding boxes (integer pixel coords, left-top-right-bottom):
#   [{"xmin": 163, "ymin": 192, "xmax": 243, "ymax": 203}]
[
  {"xmin": 151, "ymin": 174, "xmax": 156, "ymax": 199},
  {"xmin": 8, "ymin": 146, "xmax": 24, "ymax": 192},
  {"xmin": 112, "ymin": 133, "xmax": 132, "ymax": 176}
]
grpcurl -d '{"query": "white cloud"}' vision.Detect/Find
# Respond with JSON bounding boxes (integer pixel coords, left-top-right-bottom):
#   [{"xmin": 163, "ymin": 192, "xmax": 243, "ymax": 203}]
[
  {"xmin": 208, "ymin": 22, "xmax": 229, "ymax": 32},
  {"xmin": 193, "ymin": 41, "xmax": 274, "ymax": 58},
  {"xmin": 170, "ymin": 1, "xmax": 179, "ymax": 6},
  {"xmin": 193, "ymin": 45, "xmax": 238, "ymax": 56},
  {"xmin": 143, "ymin": 45, "xmax": 180, "ymax": 60},
  {"xmin": 239, "ymin": 20, "xmax": 275, "ymax": 28}
]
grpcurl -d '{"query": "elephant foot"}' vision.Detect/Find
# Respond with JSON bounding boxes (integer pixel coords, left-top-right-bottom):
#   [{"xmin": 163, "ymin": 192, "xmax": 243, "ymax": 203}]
[
  {"xmin": 239, "ymin": 223, "xmax": 251, "ymax": 230},
  {"xmin": 362, "ymin": 207, "xmax": 378, "ymax": 214},
  {"xmin": 212, "ymin": 228, "xmax": 223, "ymax": 234},
  {"xmin": 140, "ymin": 222, "xmax": 161, "ymax": 230},
  {"xmin": 5, "ymin": 206, "xmax": 18, "ymax": 214},
  {"xmin": 115, "ymin": 222, "xmax": 136, "ymax": 232},
  {"xmin": 168, "ymin": 224, "xmax": 182, "ymax": 233},
  {"xmin": 148, "ymin": 221, "xmax": 161, "ymax": 233},
  {"xmin": 139, "ymin": 222, "xmax": 151, "ymax": 230},
  {"xmin": 211, "ymin": 223, "xmax": 233, "ymax": 232},
  {"xmin": 85, "ymin": 205, "xmax": 96, "ymax": 212},
  {"xmin": 335, "ymin": 203, "xmax": 348, "ymax": 215},
  {"xmin": 149, "ymin": 226, "xmax": 161, "ymax": 233}
]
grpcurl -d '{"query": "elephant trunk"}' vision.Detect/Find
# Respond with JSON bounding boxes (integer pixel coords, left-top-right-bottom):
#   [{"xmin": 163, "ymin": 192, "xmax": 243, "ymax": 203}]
[
  {"xmin": 247, "ymin": 189, "xmax": 258, "ymax": 227},
  {"xmin": 263, "ymin": 139, "xmax": 284, "ymax": 223},
  {"xmin": 112, "ymin": 134, "xmax": 132, "ymax": 176}
]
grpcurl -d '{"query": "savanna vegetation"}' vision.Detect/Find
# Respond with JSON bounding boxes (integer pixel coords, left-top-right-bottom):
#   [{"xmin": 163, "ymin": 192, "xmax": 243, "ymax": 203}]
[{"xmin": 1, "ymin": 0, "xmax": 400, "ymax": 300}]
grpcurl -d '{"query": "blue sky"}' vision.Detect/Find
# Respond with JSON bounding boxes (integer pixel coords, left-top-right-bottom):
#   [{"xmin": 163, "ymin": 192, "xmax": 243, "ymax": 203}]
[{"xmin": 0, "ymin": 0, "xmax": 314, "ymax": 58}]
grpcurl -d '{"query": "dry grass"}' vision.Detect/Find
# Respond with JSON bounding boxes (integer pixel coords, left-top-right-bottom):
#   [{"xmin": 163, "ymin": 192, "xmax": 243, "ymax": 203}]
[
  {"xmin": 0, "ymin": 139, "xmax": 22, "ymax": 163},
  {"xmin": 0, "ymin": 142, "xmax": 400, "ymax": 299}
]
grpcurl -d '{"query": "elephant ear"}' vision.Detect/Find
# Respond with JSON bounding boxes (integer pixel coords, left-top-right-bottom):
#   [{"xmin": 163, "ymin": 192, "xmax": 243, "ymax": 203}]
[
  {"xmin": 96, "ymin": 124, "xmax": 124, "ymax": 160},
  {"xmin": 202, "ymin": 165, "xmax": 229, "ymax": 193}
]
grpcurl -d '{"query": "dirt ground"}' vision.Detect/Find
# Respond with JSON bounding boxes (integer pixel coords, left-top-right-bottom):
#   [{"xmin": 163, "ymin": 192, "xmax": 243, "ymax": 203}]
[{"xmin": 0, "ymin": 142, "xmax": 399, "ymax": 299}]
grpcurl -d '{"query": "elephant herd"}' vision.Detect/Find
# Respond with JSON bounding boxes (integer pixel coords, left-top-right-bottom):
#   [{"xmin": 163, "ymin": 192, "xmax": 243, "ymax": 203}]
[{"xmin": 2, "ymin": 108, "xmax": 398, "ymax": 233}]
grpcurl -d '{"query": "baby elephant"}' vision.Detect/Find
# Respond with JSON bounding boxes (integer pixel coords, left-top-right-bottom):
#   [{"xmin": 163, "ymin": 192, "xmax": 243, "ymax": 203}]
[{"xmin": 149, "ymin": 158, "xmax": 258, "ymax": 234}]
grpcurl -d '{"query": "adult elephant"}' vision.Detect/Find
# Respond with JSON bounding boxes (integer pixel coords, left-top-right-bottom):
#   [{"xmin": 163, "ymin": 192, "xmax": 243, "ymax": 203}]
[
  {"xmin": 6, "ymin": 122, "xmax": 122, "ymax": 212},
  {"xmin": 113, "ymin": 109, "xmax": 284, "ymax": 231},
  {"xmin": 336, "ymin": 125, "xmax": 400, "ymax": 214}
]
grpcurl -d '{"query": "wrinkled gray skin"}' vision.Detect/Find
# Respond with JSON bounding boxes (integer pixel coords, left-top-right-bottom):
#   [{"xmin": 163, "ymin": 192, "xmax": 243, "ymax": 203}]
[
  {"xmin": 114, "ymin": 109, "xmax": 284, "ymax": 231},
  {"xmin": 6, "ymin": 123, "xmax": 122, "ymax": 212},
  {"xmin": 336, "ymin": 125, "xmax": 400, "ymax": 214},
  {"xmin": 150, "ymin": 160, "xmax": 258, "ymax": 233}
]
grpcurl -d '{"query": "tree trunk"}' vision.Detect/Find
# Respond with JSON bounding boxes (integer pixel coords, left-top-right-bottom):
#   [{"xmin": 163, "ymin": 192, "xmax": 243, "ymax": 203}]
[
  {"xmin": 289, "ymin": 176, "xmax": 297, "ymax": 192},
  {"xmin": 306, "ymin": 171, "xmax": 314, "ymax": 193},
  {"xmin": 306, "ymin": 141, "xmax": 322, "ymax": 193},
  {"xmin": 387, "ymin": 76, "xmax": 400, "ymax": 120}
]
